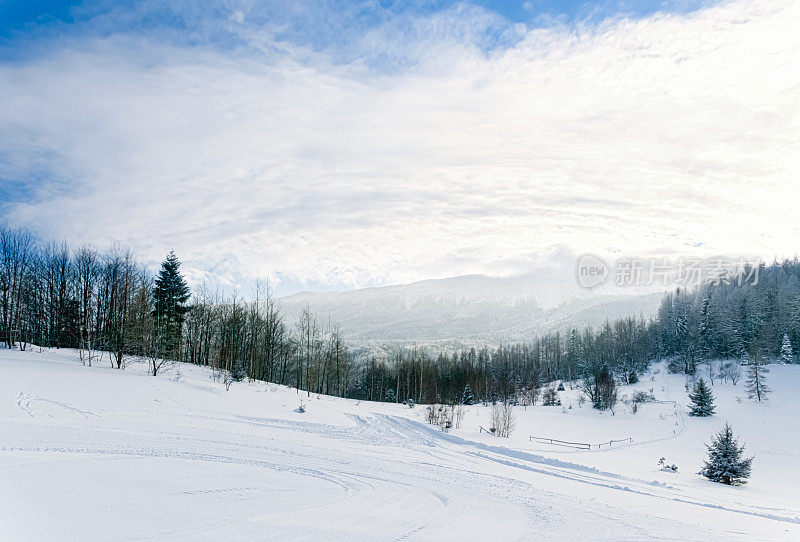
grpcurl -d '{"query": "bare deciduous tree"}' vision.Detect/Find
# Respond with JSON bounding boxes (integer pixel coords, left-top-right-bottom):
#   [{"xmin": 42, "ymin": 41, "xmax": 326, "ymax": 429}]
[{"xmin": 491, "ymin": 403, "xmax": 516, "ymax": 437}]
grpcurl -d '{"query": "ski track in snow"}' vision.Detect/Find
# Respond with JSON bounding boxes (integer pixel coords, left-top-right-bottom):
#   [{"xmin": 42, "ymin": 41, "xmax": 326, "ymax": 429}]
[
  {"xmin": 3, "ymin": 409, "xmax": 798, "ymax": 532},
  {"xmin": 2, "ymin": 349, "xmax": 799, "ymax": 541},
  {"xmin": 15, "ymin": 391, "xmax": 94, "ymax": 419}
]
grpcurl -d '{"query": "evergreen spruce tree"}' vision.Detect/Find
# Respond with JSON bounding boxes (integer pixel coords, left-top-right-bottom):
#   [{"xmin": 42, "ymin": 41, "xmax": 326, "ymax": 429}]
[
  {"xmin": 541, "ymin": 387, "xmax": 561, "ymax": 406},
  {"xmin": 462, "ymin": 384, "xmax": 474, "ymax": 405},
  {"xmin": 152, "ymin": 251, "xmax": 190, "ymax": 360},
  {"xmin": 699, "ymin": 423, "xmax": 753, "ymax": 485},
  {"xmin": 745, "ymin": 354, "xmax": 771, "ymax": 402},
  {"xmin": 780, "ymin": 333, "xmax": 793, "ymax": 364},
  {"xmin": 687, "ymin": 378, "xmax": 715, "ymax": 417},
  {"xmin": 231, "ymin": 358, "xmax": 245, "ymax": 382},
  {"xmin": 385, "ymin": 388, "xmax": 396, "ymax": 403}
]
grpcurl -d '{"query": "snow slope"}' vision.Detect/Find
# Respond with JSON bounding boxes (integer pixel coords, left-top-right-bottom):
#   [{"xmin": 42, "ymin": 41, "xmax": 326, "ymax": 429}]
[{"xmin": 1, "ymin": 348, "xmax": 799, "ymax": 541}]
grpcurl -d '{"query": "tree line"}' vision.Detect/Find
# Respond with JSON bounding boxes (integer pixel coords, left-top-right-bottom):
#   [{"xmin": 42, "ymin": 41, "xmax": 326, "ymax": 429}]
[
  {"xmin": 354, "ymin": 318, "xmax": 655, "ymax": 405},
  {"xmin": 0, "ymin": 227, "xmax": 153, "ymax": 367},
  {"xmin": 356, "ymin": 259, "xmax": 800, "ymax": 406},
  {"xmin": 3, "ymin": 225, "xmax": 798, "ymax": 404},
  {"xmin": 657, "ymin": 260, "xmax": 800, "ymax": 372},
  {"xmin": 0, "ymin": 226, "xmax": 353, "ymax": 392}
]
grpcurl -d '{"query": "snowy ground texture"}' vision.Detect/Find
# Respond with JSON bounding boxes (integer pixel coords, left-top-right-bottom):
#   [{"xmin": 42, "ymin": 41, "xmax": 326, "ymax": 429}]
[{"xmin": 2, "ymin": 348, "xmax": 799, "ymax": 541}]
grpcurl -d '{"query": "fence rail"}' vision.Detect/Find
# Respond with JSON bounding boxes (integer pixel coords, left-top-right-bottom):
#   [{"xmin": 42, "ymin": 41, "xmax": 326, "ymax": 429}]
[
  {"xmin": 595, "ymin": 437, "xmax": 633, "ymax": 448},
  {"xmin": 529, "ymin": 436, "xmax": 591, "ymax": 450},
  {"xmin": 529, "ymin": 435, "xmax": 632, "ymax": 450}
]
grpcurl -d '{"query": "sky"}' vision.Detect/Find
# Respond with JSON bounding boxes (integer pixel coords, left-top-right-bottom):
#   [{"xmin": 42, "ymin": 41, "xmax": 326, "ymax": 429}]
[{"xmin": 0, "ymin": 0, "xmax": 798, "ymax": 297}]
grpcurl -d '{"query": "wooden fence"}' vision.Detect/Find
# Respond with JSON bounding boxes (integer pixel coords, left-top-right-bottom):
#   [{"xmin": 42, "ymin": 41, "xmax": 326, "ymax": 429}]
[{"xmin": 529, "ymin": 435, "xmax": 632, "ymax": 450}]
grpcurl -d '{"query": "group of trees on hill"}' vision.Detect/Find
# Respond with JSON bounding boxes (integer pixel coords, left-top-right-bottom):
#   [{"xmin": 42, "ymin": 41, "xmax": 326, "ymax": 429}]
[
  {"xmin": 359, "ymin": 259, "xmax": 800, "ymax": 406},
  {"xmin": 658, "ymin": 261, "xmax": 800, "ymax": 371},
  {"xmin": 184, "ymin": 291, "xmax": 352, "ymax": 397},
  {"xmin": 354, "ymin": 324, "xmax": 651, "ymax": 405},
  {"xmin": 0, "ymin": 227, "xmax": 155, "ymax": 367},
  {"xmin": 3, "ymin": 225, "xmax": 800, "ymax": 404},
  {"xmin": 0, "ymin": 226, "xmax": 353, "ymax": 389}
]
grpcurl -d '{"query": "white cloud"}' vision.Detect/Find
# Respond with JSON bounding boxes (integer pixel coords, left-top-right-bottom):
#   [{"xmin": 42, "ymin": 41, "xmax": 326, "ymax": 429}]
[{"xmin": 1, "ymin": 0, "xmax": 799, "ymax": 294}]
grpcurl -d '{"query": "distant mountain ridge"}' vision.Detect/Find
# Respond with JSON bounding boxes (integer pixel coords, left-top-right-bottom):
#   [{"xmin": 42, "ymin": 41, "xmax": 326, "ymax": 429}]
[{"xmin": 276, "ymin": 272, "xmax": 665, "ymax": 347}]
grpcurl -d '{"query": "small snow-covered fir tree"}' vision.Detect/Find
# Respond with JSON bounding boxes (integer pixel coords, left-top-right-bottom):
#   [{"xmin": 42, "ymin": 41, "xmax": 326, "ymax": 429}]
[
  {"xmin": 699, "ymin": 423, "xmax": 753, "ymax": 485},
  {"xmin": 385, "ymin": 388, "xmax": 397, "ymax": 403},
  {"xmin": 688, "ymin": 378, "xmax": 715, "ymax": 417},
  {"xmin": 780, "ymin": 333, "xmax": 794, "ymax": 364},
  {"xmin": 231, "ymin": 358, "xmax": 245, "ymax": 382},
  {"xmin": 462, "ymin": 384, "xmax": 474, "ymax": 405},
  {"xmin": 745, "ymin": 355, "xmax": 771, "ymax": 402},
  {"xmin": 541, "ymin": 387, "xmax": 561, "ymax": 406}
]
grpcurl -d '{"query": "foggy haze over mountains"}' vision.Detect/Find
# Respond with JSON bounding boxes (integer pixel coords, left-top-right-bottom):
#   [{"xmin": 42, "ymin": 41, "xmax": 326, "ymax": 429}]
[{"xmin": 277, "ymin": 270, "xmax": 666, "ymax": 347}]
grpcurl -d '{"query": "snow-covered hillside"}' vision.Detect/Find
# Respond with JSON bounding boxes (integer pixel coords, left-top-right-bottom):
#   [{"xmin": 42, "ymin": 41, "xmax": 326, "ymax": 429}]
[{"xmin": 2, "ymin": 348, "xmax": 799, "ymax": 541}]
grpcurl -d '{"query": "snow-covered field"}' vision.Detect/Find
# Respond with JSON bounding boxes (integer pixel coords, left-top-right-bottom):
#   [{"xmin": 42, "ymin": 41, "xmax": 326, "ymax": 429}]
[{"xmin": 1, "ymin": 348, "xmax": 799, "ymax": 541}]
